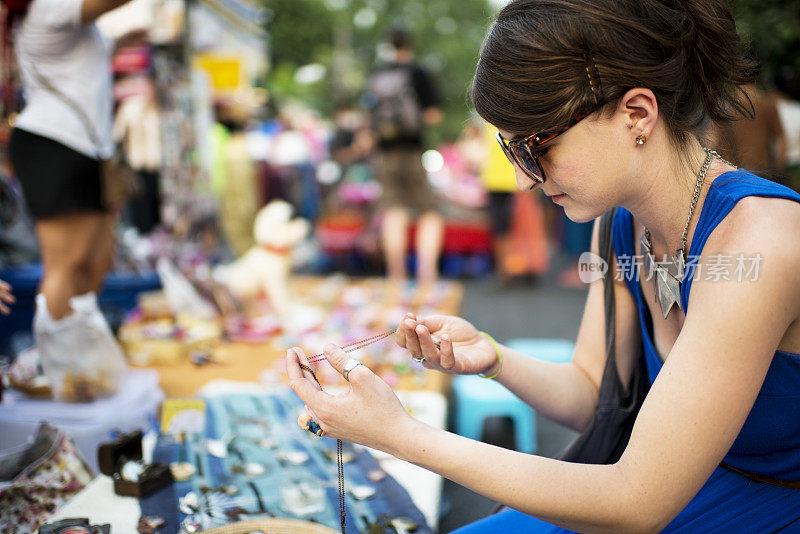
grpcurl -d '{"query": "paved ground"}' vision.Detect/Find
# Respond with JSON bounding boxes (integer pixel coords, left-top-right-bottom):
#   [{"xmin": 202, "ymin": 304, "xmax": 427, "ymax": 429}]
[{"xmin": 437, "ymin": 274, "xmax": 588, "ymax": 533}]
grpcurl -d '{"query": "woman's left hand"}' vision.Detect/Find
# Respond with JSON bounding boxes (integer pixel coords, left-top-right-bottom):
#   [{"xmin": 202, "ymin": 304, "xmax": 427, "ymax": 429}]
[{"xmin": 286, "ymin": 344, "xmax": 415, "ymax": 454}]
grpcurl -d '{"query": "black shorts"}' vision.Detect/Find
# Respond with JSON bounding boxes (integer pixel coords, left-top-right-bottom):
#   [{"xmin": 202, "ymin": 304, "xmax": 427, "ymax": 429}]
[{"xmin": 9, "ymin": 128, "xmax": 106, "ymax": 220}]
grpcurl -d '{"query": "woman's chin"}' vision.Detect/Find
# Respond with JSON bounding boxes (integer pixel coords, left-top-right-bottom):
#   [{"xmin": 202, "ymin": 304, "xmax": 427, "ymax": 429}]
[{"xmin": 562, "ymin": 206, "xmax": 599, "ymax": 224}]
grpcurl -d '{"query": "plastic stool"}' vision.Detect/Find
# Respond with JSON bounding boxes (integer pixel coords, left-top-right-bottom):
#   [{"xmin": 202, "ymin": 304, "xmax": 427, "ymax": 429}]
[{"xmin": 452, "ymin": 338, "xmax": 574, "ymax": 454}]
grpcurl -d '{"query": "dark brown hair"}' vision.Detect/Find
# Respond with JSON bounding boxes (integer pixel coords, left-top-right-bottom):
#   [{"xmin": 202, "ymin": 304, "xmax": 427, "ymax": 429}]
[{"xmin": 471, "ymin": 0, "xmax": 756, "ymax": 146}]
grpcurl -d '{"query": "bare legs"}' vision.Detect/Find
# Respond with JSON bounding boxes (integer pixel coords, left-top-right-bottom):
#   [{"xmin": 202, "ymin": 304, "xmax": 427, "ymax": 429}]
[
  {"xmin": 382, "ymin": 207, "xmax": 410, "ymax": 282},
  {"xmin": 381, "ymin": 207, "xmax": 444, "ymax": 284},
  {"xmin": 36, "ymin": 212, "xmax": 115, "ymax": 319}
]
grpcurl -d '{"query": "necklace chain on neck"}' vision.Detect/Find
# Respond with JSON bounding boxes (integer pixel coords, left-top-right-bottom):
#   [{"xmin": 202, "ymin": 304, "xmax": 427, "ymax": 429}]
[{"xmin": 646, "ymin": 147, "xmax": 731, "ymax": 258}]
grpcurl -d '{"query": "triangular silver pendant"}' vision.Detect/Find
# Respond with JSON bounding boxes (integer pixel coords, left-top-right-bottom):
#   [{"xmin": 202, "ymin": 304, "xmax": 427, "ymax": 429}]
[{"xmin": 641, "ymin": 234, "xmax": 684, "ymax": 319}]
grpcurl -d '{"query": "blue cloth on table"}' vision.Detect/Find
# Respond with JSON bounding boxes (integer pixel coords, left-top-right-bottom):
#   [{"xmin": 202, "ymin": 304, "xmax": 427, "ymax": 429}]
[{"xmin": 141, "ymin": 389, "xmax": 430, "ymax": 534}]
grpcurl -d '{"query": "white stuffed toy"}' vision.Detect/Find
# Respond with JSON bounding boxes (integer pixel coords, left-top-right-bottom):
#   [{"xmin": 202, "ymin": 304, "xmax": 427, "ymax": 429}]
[{"xmin": 215, "ymin": 200, "xmax": 310, "ymax": 326}]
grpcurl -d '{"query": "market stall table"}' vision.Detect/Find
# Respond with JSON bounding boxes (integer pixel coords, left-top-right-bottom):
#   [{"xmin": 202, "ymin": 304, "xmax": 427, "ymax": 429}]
[{"xmin": 137, "ymin": 276, "xmax": 463, "ymax": 398}]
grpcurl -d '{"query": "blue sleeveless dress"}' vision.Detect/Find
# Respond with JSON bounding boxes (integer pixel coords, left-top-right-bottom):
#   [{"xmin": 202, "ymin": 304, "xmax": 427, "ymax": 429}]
[{"xmin": 454, "ymin": 171, "xmax": 800, "ymax": 533}]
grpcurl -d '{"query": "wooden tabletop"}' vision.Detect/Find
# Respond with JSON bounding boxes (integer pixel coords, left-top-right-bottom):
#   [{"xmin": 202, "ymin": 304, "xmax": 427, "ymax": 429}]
[{"xmin": 135, "ymin": 276, "xmax": 463, "ymax": 398}]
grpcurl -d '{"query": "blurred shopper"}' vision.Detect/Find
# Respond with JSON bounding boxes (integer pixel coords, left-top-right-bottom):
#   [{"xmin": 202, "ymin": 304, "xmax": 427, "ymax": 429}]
[
  {"xmin": 773, "ymin": 68, "xmax": 800, "ymax": 192},
  {"xmin": 289, "ymin": 0, "xmax": 800, "ymax": 532},
  {"xmin": 113, "ymin": 79, "xmax": 162, "ymax": 233},
  {"xmin": 4, "ymin": 0, "xmax": 134, "ymax": 400},
  {"xmin": 557, "ymin": 215, "xmax": 592, "ymax": 288},
  {"xmin": 329, "ymin": 102, "xmax": 373, "ymax": 171},
  {"xmin": 707, "ymin": 84, "xmax": 786, "ymax": 181},
  {"xmin": 210, "ymin": 98, "xmax": 258, "ymax": 258},
  {"xmin": 476, "ymin": 121, "xmax": 549, "ymax": 281},
  {"xmin": 365, "ymin": 28, "xmax": 443, "ymax": 285}
]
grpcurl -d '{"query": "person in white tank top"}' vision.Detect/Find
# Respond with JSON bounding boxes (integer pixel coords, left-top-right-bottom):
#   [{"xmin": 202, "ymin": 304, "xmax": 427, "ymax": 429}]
[{"xmin": 6, "ymin": 0, "xmax": 136, "ymax": 401}]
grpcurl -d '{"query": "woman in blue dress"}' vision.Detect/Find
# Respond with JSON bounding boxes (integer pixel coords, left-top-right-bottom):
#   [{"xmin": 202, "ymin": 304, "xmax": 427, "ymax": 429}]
[{"xmin": 287, "ymin": 0, "xmax": 800, "ymax": 531}]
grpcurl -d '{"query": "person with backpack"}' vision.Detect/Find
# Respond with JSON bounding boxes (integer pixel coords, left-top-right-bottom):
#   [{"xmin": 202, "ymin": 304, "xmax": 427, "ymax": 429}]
[{"xmin": 365, "ymin": 28, "xmax": 444, "ymax": 288}]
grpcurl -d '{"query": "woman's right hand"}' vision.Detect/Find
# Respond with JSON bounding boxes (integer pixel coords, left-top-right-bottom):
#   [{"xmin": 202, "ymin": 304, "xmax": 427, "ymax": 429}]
[{"xmin": 396, "ymin": 313, "xmax": 498, "ymax": 376}]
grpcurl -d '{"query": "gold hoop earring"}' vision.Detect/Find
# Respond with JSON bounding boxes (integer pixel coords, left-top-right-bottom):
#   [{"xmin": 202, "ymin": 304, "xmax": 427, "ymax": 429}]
[{"xmin": 635, "ymin": 134, "xmax": 647, "ymax": 146}]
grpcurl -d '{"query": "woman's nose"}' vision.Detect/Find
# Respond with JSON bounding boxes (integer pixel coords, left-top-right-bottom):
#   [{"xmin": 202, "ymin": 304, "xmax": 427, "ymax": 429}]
[{"xmin": 514, "ymin": 165, "xmax": 541, "ymax": 192}]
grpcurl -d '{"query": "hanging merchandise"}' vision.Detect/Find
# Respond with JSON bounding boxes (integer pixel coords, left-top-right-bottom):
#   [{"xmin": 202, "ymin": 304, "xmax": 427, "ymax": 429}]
[{"xmin": 1, "ymin": 0, "xmax": 28, "ymax": 151}]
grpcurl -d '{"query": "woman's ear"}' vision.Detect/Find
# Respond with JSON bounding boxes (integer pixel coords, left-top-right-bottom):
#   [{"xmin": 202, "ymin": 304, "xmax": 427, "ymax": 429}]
[{"xmin": 618, "ymin": 88, "xmax": 658, "ymax": 140}]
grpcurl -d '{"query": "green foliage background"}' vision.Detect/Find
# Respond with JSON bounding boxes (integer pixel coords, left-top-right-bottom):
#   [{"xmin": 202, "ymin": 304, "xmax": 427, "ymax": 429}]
[
  {"xmin": 261, "ymin": 0, "xmax": 800, "ymax": 142},
  {"xmin": 262, "ymin": 0, "xmax": 495, "ymax": 144},
  {"xmin": 730, "ymin": 0, "xmax": 800, "ymax": 96}
]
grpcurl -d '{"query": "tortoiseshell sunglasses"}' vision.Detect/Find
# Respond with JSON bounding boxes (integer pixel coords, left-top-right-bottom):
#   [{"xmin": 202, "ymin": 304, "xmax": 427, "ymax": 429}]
[{"xmin": 495, "ymin": 106, "xmax": 602, "ymax": 183}]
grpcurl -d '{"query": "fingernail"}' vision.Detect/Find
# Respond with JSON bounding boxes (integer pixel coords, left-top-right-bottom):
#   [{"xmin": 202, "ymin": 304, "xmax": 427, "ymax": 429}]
[
  {"xmin": 415, "ymin": 324, "xmax": 426, "ymax": 334},
  {"xmin": 405, "ymin": 319, "xmax": 415, "ymax": 328}
]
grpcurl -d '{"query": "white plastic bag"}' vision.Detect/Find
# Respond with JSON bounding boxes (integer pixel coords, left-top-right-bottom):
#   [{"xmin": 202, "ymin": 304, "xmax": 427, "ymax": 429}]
[{"xmin": 34, "ymin": 293, "xmax": 127, "ymax": 402}]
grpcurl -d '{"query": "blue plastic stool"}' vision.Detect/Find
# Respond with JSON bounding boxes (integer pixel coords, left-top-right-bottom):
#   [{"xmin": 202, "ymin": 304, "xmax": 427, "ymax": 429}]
[{"xmin": 452, "ymin": 338, "xmax": 574, "ymax": 454}]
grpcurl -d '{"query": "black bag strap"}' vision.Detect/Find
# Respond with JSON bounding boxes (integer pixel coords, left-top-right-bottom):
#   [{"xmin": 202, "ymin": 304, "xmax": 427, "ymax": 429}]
[{"xmin": 597, "ymin": 207, "xmax": 624, "ymax": 405}]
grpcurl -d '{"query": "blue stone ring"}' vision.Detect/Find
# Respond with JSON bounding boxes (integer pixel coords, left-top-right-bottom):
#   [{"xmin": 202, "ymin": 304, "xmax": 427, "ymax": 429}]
[{"xmin": 306, "ymin": 419, "xmax": 322, "ymax": 435}]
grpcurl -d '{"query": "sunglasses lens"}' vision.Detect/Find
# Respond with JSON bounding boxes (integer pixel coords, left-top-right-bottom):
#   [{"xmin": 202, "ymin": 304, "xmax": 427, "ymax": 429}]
[{"xmin": 511, "ymin": 145, "xmax": 544, "ymax": 182}]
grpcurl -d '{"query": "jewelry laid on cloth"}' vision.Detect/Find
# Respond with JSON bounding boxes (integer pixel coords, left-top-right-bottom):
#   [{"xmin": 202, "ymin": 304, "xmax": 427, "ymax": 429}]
[{"xmin": 640, "ymin": 147, "xmax": 734, "ymax": 319}]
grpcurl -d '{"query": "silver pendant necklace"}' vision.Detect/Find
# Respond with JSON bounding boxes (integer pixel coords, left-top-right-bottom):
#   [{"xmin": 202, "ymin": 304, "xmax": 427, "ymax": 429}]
[{"xmin": 641, "ymin": 147, "xmax": 732, "ymax": 319}]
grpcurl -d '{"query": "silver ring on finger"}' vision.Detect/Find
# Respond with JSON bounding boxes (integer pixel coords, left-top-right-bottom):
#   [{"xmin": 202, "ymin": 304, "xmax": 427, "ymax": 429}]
[
  {"xmin": 412, "ymin": 355, "xmax": 426, "ymax": 363},
  {"xmin": 342, "ymin": 358, "xmax": 362, "ymax": 382}
]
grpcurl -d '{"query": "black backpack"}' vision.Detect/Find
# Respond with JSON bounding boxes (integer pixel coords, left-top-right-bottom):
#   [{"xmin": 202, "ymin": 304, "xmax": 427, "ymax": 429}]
[{"xmin": 366, "ymin": 65, "xmax": 422, "ymax": 143}]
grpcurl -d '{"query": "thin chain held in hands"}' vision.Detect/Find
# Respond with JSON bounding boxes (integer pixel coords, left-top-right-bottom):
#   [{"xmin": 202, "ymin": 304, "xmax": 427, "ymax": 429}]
[
  {"xmin": 297, "ymin": 327, "xmax": 403, "ymax": 534},
  {"xmin": 307, "ymin": 329, "xmax": 397, "ymax": 364}
]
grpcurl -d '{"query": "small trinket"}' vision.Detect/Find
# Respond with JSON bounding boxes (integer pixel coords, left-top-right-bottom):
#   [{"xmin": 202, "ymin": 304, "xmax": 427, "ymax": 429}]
[
  {"xmin": 179, "ymin": 519, "xmax": 202, "ymax": 534},
  {"xmin": 189, "ymin": 351, "xmax": 210, "ymax": 366},
  {"xmin": 277, "ymin": 450, "xmax": 310, "ymax": 465},
  {"xmin": 222, "ymin": 483, "xmax": 239, "ymax": 496},
  {"xmin": 121, "ymin": 460, "xmax": 145, "ymax": 482},
  {"xmin": 368, "ymin": 468, "xmax": 387, "ymax": 482},
  {"xmin": 349, "ymin": 484, "xmax": 376, "ymax": 500},
  {"xmin": 137, "ymin": 516, "xmax": 165, "ymax": 534},
  {"xmin": 280, "ymin": 480, "xmax": 326, "ymax": 516},
  {"xmin": 323, "ymin": 448, "xmax": 354, "ymax": 463},
  {"xmin": 390, "ymin": 517, "xmax": 419, "ymax": 534},
  {"xmin": 205, "ymin": 438, "xmax": 228, "ymax": 458},
  {"xmin": 223, "ymin": 506, "xmax": 248, "ymax": 520},
  {"xmin": 169, "ymin": 461, "xmax": 196, "ymax": 481},
  {"xmin": 258, "ymin": 438, "xmax": 278, "ymax": 449},
  {"xmin": 178, "ymin": 491, "xmax": 201, "ymax": 515},
  {"xmin": 244, "ymin": 462, "xmax": 267, "ymax": 478}
]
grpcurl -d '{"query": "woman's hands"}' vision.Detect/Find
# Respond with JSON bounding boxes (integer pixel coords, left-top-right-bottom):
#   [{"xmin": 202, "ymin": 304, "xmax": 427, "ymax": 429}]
[
  {"xmin": 396, "ymin": 313, "xmax": 498, "ymax": 376},
  {"xmin": 286, "ymin": 344, "xmax": 415, "ymax": 454}
]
